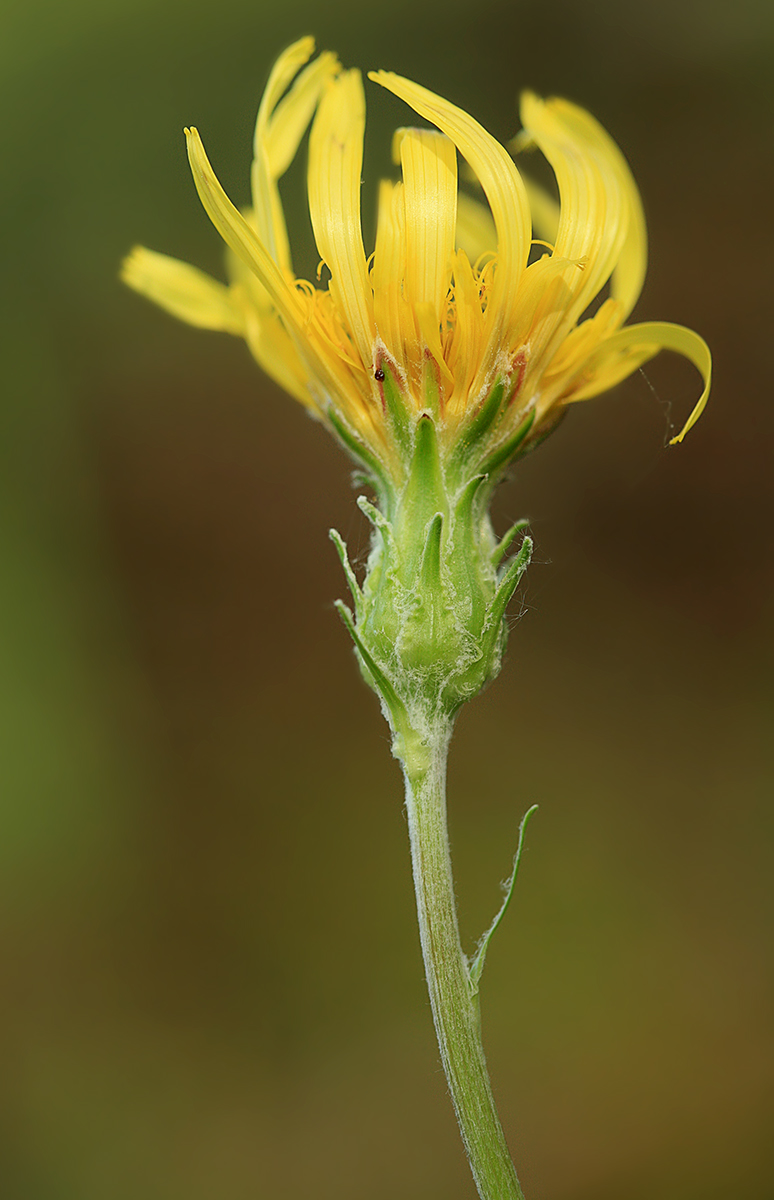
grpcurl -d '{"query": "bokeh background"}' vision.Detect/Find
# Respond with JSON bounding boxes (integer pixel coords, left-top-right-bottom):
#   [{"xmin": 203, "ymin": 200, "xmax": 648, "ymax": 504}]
[{"xmin": 2, "ymin": 0, "xmax": 772, "ymax": 1197}]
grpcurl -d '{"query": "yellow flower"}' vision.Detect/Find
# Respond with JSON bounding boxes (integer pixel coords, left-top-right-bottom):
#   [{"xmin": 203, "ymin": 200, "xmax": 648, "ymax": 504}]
[{"xmin": 123, "ymin": 36, "xmax": 710, "ymax": 482}]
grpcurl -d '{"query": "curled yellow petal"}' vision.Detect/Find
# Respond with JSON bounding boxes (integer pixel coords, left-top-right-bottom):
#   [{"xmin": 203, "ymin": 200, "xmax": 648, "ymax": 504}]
[
  {"xmin": 308, "ymin": 69, "xmax": 374, "ymax": 373},
  {"xmin": 121, "ymin": 246, "xmax": 244, "ymax": 334},
  {"xmin": 251, "ymin": 38, "xmax": 340, "ymax": 270},
  {"xmin": 520, "ymin": 93, "xmax": 626, "ymax": 332},
  {"xmin": 185, "ymin": 126, "xmax": 304, "ymax": 333},
  {"xmin": 254, "ymin": 36, "xmax": 316, "ymax": 136},
  {"xmin": 265, "ymin": 51, "xmax": 340, "ymax": 177},
  {"xmin": 520, "ymin": 94, "xmax": 647, "ymax": 326},
  {"xmin": 397, "ymin": 128, "xmax": 457, "ymax": 331},
  {"xmin": 186, "ymin": 126, "xmax": 359, "ymax": 414},
  {"xmin": 569, "ymin": 320, "xmax": 711, "ymax": 443},
  {"xmin": 369, "ymin": 70, "xmax": 531, "ymax": 371},
  {"xmin": 373, "ymin": 179, "xmax": 409, "ymax": 369}
]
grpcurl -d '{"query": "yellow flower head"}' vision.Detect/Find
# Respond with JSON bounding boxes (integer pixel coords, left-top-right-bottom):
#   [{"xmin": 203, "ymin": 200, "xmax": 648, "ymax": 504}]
[{"xmin": 123, "ymin": 37, "xmax": 710, "ymax": 485}]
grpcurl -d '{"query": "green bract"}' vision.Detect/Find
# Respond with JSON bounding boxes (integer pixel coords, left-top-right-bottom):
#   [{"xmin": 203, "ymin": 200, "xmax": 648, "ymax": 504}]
[{"xmin": 331, "ymin": 378, "xmax": 533, "ymax": 749}]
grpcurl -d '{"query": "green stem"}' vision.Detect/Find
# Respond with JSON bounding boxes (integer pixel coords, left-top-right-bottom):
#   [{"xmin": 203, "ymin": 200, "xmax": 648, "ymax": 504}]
[{"xmin": 400, "ymin": 720, "xmax": 525, "ymax": 1200}]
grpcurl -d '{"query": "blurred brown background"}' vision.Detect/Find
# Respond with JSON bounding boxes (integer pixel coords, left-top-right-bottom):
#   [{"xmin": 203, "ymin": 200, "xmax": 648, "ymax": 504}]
[{"xmin": 1, "ymin": 0, "xmax": 772, "ymax": 1197}]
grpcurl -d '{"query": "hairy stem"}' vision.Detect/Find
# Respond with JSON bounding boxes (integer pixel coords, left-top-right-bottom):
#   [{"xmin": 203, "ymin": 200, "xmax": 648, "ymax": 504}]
[{"xmin": 400, "ymin": 721, "xmax": 525, "ymax": 1200}]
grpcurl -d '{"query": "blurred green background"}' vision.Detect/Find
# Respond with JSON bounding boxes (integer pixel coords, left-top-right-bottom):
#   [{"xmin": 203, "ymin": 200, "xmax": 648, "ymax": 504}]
[{"xmin": 1, "ymin": 0, "xmax": 772, "ymax": 1197}]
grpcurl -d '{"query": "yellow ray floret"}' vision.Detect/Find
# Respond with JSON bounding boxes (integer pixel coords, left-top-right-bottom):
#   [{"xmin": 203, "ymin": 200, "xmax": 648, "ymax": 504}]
[
  {"xmin": 123, "ymin": 37, "xmax": 710, "ymax": 476},
  {"xmin": 121, "ymin": 246, "xmax": 245, "ymax": 334}
]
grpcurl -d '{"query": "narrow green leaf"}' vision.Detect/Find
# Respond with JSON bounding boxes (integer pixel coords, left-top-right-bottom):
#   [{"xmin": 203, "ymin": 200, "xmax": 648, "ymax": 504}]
[{"xmin": 469, "ymin": 804, "xmax": 539, "ymax": 994}]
